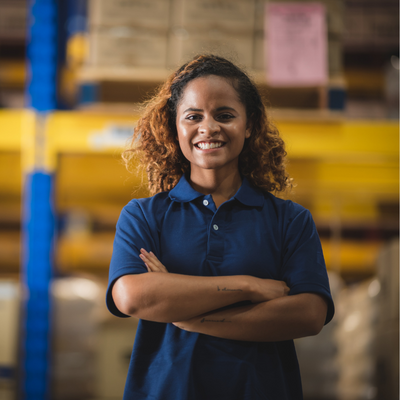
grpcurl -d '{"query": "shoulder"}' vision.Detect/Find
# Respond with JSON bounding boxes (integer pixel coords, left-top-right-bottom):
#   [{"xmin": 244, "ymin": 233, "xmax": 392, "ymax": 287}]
[
  {"xmin": 118, "ymin": 191, "xmax": 172, "ymax": 226},
  {"xmin": 262, "ymin": 192, "xmax": 311, "ymax": 222},
  {"xmin": 124, "ymin": 191, "xmax": 171, "ymax": 212}
]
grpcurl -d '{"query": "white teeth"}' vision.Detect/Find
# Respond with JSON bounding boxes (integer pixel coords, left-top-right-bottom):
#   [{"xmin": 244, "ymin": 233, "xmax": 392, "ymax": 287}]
[{"xmin": 197, "ymin": 142, "xmax": 223, "ymax": 149}]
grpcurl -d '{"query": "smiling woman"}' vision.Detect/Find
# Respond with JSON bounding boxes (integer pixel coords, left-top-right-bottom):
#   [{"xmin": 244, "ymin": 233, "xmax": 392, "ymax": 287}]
[
  {"xmin": 175, "ymin": 75, "xmax": 251, "ymax": 205},
  {"xmin": 108, "ymin": 54, "xmax": 334, "ymax": 400}
]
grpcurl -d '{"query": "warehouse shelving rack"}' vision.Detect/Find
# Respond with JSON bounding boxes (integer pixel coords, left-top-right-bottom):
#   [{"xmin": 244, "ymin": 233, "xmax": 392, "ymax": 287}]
[
  {"xmin": 1, "ymin": 104, "xmax": 398, "ymax": 400},
  {"xmin": 1, "ymin": 1, "xmax": 398, "ymax": 398}
]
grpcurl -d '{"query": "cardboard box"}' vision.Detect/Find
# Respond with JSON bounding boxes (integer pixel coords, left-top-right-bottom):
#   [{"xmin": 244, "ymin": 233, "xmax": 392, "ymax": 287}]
[
  {"xmin": 0, "ymin": 2, "xmax": 27, "ymax": 40},
  {"xmin": 172, "ymin": 0, "xmax": 255, "ymax": 33},
  {"xmin": 328, "ymin": 37, "xmax": 343, "ymax": 76},
  {"xmin": 96, "ymin": 318, "xmax": 139, "ymax": 400},
  {"xmin": 344, "ymin": 1, "xmax": 399, "ymax": 49},
  {"xmin": 88, "ymin": 27, "xmax": 168, "ymax": 68},
  {"xmin": 0, "ymin": 280, "xmax": 19, "ymax": 367},
  {"xmin": 253, "ymin": 31, "xmax": 266, "ymax": 71},
  {"xmin": 376, "ymin": 239, "xmax": 399, "ymax": 323},
  {"xmin": 89, "ymin": 0, "xmax": 171, "ymax": 30},
  {"xmin": 168, "ymin": 28, "xmax": 254, "ymax": 69}
]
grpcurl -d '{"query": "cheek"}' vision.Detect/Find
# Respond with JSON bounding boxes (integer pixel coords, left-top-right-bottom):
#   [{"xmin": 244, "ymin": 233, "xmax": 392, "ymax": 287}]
[{"xmin": 177, "ymin": 130, "xmax": 192, "ymax": 159}]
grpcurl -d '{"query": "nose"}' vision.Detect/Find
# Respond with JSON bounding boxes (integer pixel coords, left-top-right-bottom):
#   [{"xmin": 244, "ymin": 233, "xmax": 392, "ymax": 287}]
[{"xmin": 198, "ymin": 116, "xmax": 220, "ymax": 136}]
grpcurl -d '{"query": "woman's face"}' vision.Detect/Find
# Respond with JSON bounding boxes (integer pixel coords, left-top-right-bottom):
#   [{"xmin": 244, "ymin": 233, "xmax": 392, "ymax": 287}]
[{"xmin": 175, "ymin": 75, "xmax": 250, "ymax": 176}]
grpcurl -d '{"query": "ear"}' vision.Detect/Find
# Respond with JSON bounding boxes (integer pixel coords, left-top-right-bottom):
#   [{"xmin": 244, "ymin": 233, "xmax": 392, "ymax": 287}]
[{"xmin": 245, "ymin": 127, "xmax": 251, "ymax": 139}]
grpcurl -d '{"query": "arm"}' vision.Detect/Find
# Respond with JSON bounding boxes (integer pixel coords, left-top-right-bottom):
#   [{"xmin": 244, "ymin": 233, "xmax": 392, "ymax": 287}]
[
  {"xmin": 112, "ymin": 249, "xmax": 289, "ymax": 323},
  {"xmin": 173, "ymin": 293, "xmax": 328, "ymax": 342}
]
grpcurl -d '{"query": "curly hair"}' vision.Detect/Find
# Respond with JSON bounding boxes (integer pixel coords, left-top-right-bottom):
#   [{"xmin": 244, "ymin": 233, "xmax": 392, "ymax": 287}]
[{"xmin": 123, "ymin": 54, "xmax": 291, "ymax": 195}]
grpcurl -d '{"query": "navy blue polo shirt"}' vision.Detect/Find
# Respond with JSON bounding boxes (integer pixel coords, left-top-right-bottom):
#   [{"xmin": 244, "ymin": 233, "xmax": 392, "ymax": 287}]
[{"xmin": 107, "ymin": 174, "xmax": 334, "ymax": 400}]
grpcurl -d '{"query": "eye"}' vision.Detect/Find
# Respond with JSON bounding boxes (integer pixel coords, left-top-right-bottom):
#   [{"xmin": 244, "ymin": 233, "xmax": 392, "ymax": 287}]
[
  {"xmin": 217, "ymin": 113, "xmax": 235, "ymax": 121},
  {"xmin": 185, "ymin": 114, "xmax": 202, "ymax": 121}
]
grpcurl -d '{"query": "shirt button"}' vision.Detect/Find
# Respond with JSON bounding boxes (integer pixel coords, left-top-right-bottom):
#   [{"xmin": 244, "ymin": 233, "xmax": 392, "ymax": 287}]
[
  {"xmin": 203, "ymin": 199, "xmax": 209, "ymax": 206},
  {"xmin": 213, "ymin": 224, "xmax": 219, "ymax": 231}
]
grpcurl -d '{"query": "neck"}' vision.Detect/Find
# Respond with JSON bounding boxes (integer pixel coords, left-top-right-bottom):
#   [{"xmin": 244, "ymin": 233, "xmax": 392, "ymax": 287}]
[{"xmin": 189, "ymin": 168, "xmax": 242, "ymax": 204}]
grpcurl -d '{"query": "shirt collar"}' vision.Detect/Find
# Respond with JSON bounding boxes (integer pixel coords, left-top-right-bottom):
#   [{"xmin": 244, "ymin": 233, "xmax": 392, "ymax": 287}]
[
  {"xmin": 233, "ymin": 177, "xmax": 264, "ymax": 207},
  {"xmin": 169, "ymin": 173, "xmax": 264, "ymax": 207},
  {"xmin": 169, "ymin": 173, "xmax": 204, "ymax": 202}
]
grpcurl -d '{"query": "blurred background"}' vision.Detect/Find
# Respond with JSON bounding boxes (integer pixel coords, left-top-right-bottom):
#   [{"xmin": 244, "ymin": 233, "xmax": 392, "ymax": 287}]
[{"xmin": 0, "ymin": 0, "xmax": 398, "ymax": 399}]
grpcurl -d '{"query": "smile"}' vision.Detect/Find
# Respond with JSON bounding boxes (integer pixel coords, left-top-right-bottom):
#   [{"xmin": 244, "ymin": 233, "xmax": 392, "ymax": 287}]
[{"xmin": 195, "ymin": 141, "xmax": 225, "ymax": 150}]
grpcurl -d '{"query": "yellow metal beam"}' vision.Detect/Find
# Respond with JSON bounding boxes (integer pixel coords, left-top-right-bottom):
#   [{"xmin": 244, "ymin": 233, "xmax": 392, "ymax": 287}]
[{"xmin": 277, "ymin": 120, "xmax": 398, "ymax": 162}]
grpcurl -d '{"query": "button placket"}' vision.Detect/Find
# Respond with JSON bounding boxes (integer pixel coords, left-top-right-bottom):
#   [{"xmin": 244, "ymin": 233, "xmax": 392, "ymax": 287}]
[{"xmin": 207, "ymin": 212, "xmax": 224, "ymax": 261}]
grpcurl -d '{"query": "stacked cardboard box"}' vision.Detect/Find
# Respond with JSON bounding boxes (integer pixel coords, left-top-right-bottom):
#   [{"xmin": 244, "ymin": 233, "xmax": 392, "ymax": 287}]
[
  {"xmin": 168, "ymin": 0, "xmax": 255, "ymax": 69},
  {"xmin": 87, "ymin": 0, "xmax": 256, "ymax": 70},
  {"xmin": 344, "ymin": 0, "xmax": 399, "ymax": 51},
  {"xmin": 0, "ymin": 0, "xmax": 27, "ymax": 41},
  {"xmin": 87, "ymin": 0, "xmax": 171, "ymax": 68}
]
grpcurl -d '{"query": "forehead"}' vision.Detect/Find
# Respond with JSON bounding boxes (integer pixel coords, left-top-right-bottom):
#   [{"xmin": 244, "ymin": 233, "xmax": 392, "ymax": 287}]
[{"xmin": 178, "ymin": 75, "xmax": 242, "ymax": 108}]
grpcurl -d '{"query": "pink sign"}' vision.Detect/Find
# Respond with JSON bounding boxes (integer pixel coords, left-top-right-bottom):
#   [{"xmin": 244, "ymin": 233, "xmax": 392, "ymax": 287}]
[{"xmin": 266, "ymin": 3, "xmax": 328, "ymax": 86}]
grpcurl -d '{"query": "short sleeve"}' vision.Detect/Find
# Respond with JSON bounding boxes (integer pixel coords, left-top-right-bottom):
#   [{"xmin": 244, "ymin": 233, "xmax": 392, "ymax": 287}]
[
  {"xmin": 281, "ymin": 205, "xmax": 334, "ymax": 324},
  {"xmin": 106, "ymin": 201, "xmax": 158, "ymax": 317}
]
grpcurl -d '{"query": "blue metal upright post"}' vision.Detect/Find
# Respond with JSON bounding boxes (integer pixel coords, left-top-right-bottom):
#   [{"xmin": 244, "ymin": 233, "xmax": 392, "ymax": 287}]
[{"xmin": 21, "ymin": 0, "xmax": 58, "ymax": 399}]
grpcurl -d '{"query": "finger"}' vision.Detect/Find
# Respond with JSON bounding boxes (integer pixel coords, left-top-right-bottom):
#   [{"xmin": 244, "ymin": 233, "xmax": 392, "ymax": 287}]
[
  {"xmin": 149, "ymin": 252, "xmax": 168, "ymax": 272},
  {"xmin": 140, "ymin": 249, "xmax": 168, "ymax": 272},
  {"xmin": 142, "ymin": 249, "xmax": 168, "ymax": 272},
  {"xmin": 140, "ymin": 253, "xmax": 159, "ymax": 271}
]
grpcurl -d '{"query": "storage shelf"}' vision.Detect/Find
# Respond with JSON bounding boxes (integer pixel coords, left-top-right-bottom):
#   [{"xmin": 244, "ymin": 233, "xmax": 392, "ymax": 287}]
[
  {"xmin": 54, "ymin": 230, "xmax": 383, "ymax": 276},
  {"xmin": 77, "ymin": 66, "xmax": 346, "ymax": 87},
  {"xmin": 0, "ymin": 109, "xmax": 397, "ymax": 277}
]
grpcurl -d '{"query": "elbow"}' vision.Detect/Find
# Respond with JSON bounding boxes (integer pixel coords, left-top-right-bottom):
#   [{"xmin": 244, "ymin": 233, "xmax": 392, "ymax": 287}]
[
  {"xmin": 117, "ymin": 296, "xmax": 140, "ymax": 317},
  {"xmin": 301, "ymin": 293, "xmax": 328, "ymax": 337},
  {"xmin": 307, "ymin": 316, "xmax": 325, "ymax": 336},
  {"xmin": 112, "ymin": 276, "xmax": 143, "ymax": 317},
  {"xmin": 305, "ymin": 305, "xmax": 327, "ymax": 336}
]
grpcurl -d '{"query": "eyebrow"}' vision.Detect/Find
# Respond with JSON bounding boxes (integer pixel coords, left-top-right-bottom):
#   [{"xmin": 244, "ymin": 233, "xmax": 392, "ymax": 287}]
[{"xmin": 183, "ymin": 106, "xmax": 236, "ymax": 113}]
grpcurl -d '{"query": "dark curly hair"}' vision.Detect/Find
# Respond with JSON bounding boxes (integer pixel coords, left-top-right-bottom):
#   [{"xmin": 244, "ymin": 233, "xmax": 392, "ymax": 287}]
[{"xmin": 123, "ymin": 54, "xmax": 291, "ymax": 195}]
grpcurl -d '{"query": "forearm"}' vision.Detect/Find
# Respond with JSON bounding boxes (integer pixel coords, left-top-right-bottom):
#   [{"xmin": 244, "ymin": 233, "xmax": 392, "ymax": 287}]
[
  {"xmin": 112, "ymin": 272, "xmax": 254, "ymax": 323},
  {"xmin": 174, "ymin": 293, "xmax": 328, "ymax": 342}
]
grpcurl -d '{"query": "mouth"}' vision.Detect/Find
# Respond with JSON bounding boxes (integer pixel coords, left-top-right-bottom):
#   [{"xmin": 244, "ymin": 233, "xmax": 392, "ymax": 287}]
[{"xmin": 194, "ymin": 141, "xmax": 226, "ymax": 150}]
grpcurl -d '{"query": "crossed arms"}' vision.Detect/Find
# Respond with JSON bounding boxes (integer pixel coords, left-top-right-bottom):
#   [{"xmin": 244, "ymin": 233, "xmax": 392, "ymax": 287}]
[{"xmin": 112, "ymin": 249, "xmax": 328, "ymax": 342}]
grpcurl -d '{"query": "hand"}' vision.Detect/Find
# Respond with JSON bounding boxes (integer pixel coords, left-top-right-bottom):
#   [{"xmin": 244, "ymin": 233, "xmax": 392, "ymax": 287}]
[
  {"xmin": 139, "ymin": 248, "xmax": 168, "ymax": 273},
  {"xmin": 172, "ymin": 319, "xmax": 195, "ymax": 332},
  {"xmin": 249, "ymin": 277, "xmax": 290, "ymax": 303},
  {"xmin": 173, "ymin": 314, "xmax": 202, "ymax": 332}
]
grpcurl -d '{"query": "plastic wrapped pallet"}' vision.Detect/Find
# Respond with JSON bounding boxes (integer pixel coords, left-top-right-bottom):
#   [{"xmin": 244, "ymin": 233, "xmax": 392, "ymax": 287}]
[
  {"xmin": 51, "ymin": 276, "xmax": 105, "ymax": 400},
  {"xmin": 374, "ymin": 239, "xmax": 399, "ymax": 400},
  {"xmin": 96, "ymin": 316, "xmax": 139, "ymax": 400},
  {"xmin": 335, "ymin": 278, "xmax": 380, "ymax": 400},
  {"xmin": 0, "ymin": 280, "xmax": 20, "ymax": 400},
  {"xmin": 295, "ymin": 271, "xmax": 343, "ymax": 400}
]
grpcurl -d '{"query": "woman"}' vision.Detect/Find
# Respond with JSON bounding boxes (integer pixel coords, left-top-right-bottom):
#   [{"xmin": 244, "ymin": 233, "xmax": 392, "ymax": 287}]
[{"xmin": 107, "ymin": 54, "xmax": 334, "ymax": 400}]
